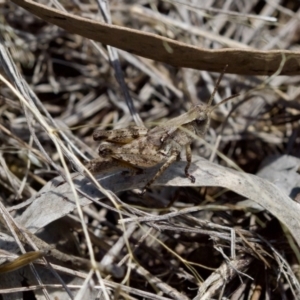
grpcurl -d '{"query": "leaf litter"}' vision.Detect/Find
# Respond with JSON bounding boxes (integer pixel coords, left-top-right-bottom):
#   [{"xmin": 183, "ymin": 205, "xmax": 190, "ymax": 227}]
[{"xmin": 1, "ymin": 1, "xmax": 300, "ymax": 299}]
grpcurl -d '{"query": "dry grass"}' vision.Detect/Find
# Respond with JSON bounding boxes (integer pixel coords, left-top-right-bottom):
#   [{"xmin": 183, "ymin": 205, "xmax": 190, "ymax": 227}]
[{"xmin": 1, "ymin": 0, "xmax": 300, "ymax": 299}]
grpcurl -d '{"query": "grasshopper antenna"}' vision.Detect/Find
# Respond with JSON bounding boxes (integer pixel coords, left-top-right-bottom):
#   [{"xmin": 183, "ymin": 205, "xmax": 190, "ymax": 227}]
[
  {"xmin": 207, "ymin": 64, "xmax": 228, "ymax": 107},
  {"xmin": 207, "ymin": 64, "xmax": 239, "ymax": 112},
  {"xmin": 209, "ymin": 93, "xmax": 240, "ymax": 113}
]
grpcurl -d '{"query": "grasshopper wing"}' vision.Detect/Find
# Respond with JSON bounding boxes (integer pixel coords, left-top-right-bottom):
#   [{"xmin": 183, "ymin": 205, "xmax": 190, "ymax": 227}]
[{"xmin": 149, "ymin": 104, "xmax": 208, "ymax": 140}]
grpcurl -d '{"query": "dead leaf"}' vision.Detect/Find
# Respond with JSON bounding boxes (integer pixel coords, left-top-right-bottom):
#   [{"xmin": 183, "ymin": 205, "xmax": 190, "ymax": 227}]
[
  {"xmin": 11, "ymin": 0, "xmax": 300, "ymax": 75},
  {"xmin": 16, "ymin": 156, "xmax": 300, "ymax": 248}
]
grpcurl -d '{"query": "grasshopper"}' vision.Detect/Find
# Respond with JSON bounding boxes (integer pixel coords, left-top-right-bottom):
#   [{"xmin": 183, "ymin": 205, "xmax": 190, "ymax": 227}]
[{"xmin": 87, "ymin": 71, "xmax": 237, "ymax": 193}]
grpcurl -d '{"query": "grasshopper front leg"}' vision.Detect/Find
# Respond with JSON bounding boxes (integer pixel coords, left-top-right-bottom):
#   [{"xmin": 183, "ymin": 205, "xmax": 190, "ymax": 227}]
[{"xmin": 185, "ymin": 144, "xmax": 195, "ymax": 183}]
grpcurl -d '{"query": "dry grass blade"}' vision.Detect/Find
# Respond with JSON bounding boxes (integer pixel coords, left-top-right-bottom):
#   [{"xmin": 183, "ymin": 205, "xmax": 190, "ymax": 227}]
[
  {"xmin": 0, "ymin": 251, "xmax": 46, "ymax": 274},
  {"xmin": 194, "ymin": 255, "xmax": 253, "ymax": 300}
]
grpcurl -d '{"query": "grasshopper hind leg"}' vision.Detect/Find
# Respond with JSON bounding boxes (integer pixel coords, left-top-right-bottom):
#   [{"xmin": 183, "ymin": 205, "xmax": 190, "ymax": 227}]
[
  {"xmin": 142, "ymin": 150, "xmax": 179, "ymax": 193},
  {"xmin": 143, "ymin": 145, "xmax": 196, "ymax": 193},
  {"xmin": 87, "ymin": 157, "xmax": 143, "ymax": 176},
  {"xmin": 112, "ymin": 157, "xmax": 144, "ymax": 176}
]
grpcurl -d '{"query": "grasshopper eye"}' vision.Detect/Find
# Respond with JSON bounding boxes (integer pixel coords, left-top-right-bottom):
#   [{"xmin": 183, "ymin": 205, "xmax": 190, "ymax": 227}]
[
  {"xmin": 196, "ymin": 118, "xmax": 206, "ymax": 125},
  {"xmin": 98, "ymin": 145, "xmax": 113, "ymax": 157},
  {"xmin": 195, "ymin": 111, "xmax": 207, "ymax": 124}
]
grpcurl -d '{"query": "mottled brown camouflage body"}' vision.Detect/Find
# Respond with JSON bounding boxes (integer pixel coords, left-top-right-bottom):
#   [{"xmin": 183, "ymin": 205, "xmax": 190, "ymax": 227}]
[
  {"xmin": 87, "ymin": 68, "xmax": 236, "ymax": 192},
  {"xmin": 87, "ymin": 103, "xmax": 213, "ymax": 192}
]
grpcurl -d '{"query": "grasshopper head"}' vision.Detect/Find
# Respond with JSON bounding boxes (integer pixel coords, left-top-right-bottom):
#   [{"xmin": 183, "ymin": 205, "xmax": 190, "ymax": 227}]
[
  {"xmin": 193, "ymin": 93, "xmax": 238, "ymax": 137},
  {"xmin": 187, "ymin": 64, "xmax": 238, "ymax": 138},
  {"xmin": 192, "ymin": 65, "xmax": 238, "ymax": 137},
  {"xmin": 192, "ymin": 105, "xmax": 211, "ymax": 136}
]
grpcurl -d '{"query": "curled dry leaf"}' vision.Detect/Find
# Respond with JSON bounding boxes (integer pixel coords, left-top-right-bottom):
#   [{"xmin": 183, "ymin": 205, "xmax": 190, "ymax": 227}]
[
  {"xmin": 11, "ymin": 0, "xmax": 300, "ymax": 75},
  {"xmin": 238, "ymin": 155, "xmax": 300, "ymax": 211},
  {"xmin": 16, "ymin": 156, "xmax": 300, "ymax": 247}
]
